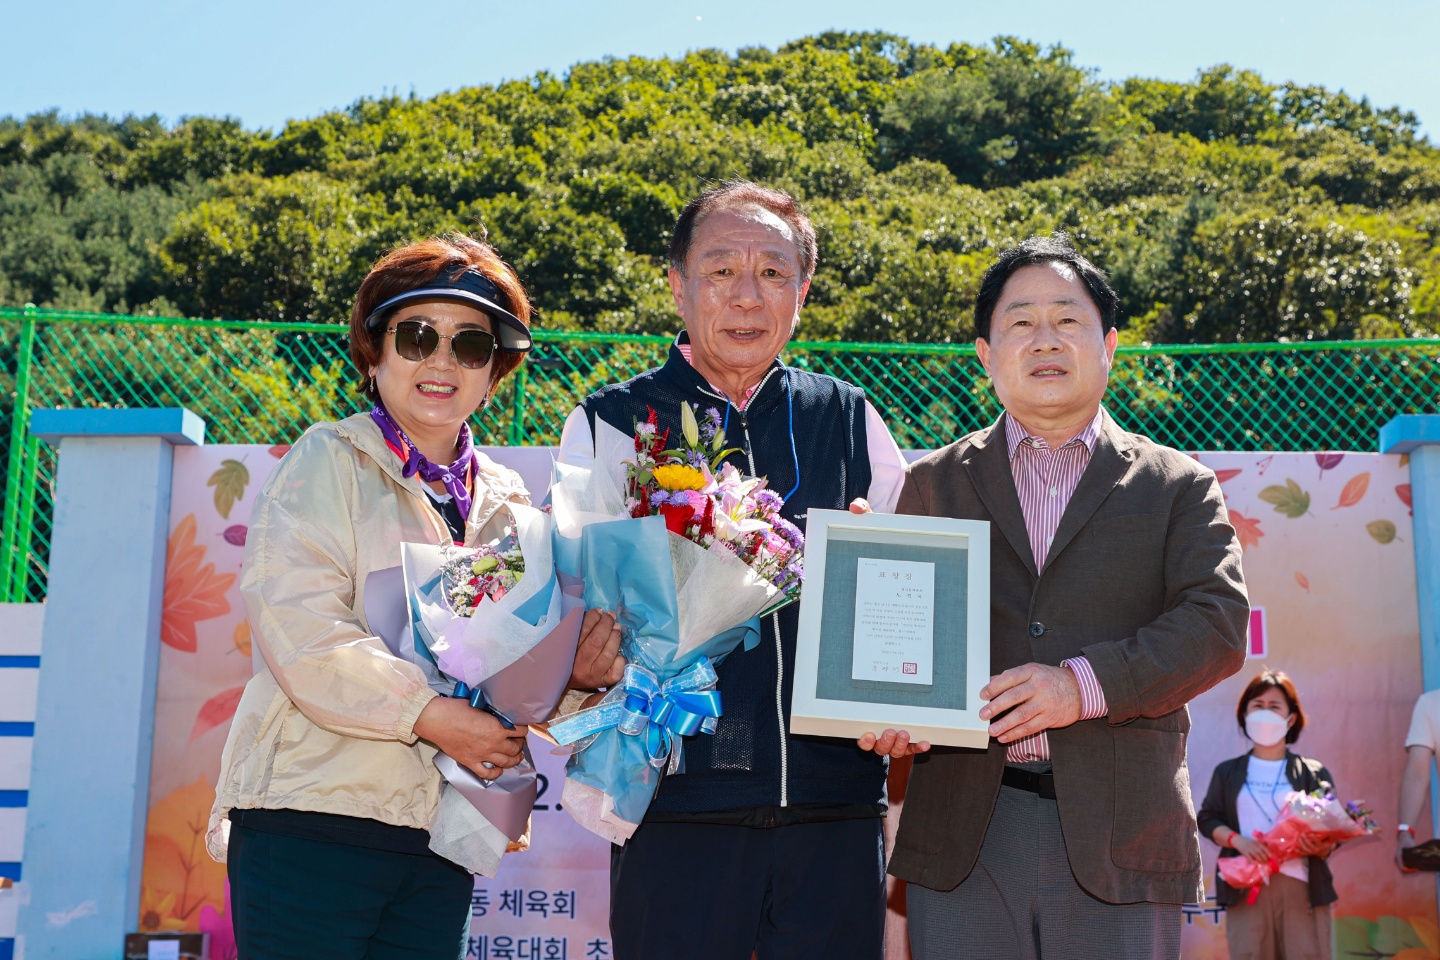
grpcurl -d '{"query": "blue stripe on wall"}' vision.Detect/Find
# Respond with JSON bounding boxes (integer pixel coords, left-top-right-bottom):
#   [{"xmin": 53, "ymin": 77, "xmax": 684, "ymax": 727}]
[
  {"xmin": 0, "ymin": 863, "xmax": 19, "ymax": 880},
  {"xmin": 0, "ymin": 657, "xmax": 39, "ymax": 669},
  {"xmin": 0, "ymin": 724, "xmax": 34, "ymax": 737},
  {"xmin": 0, "ymin": 937, "xmax": 14, "ymax": 960},
  {"xmin": 0, "ymin": 791, "xmax": 25, "ymax": 807}
]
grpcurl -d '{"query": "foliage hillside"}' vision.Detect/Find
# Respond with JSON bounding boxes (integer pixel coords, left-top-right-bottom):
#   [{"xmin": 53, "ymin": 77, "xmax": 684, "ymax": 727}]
[{"xmin": 3, "ymin": 32, "xmax": 1438, "ymax": 344}]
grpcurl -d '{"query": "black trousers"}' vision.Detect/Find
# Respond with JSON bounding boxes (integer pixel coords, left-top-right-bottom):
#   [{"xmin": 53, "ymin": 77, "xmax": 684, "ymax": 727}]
[
  {"xmin": 228, "ymin": 823, "xmax": 473, "ymax": 960},
  {"xmin": 609, "ymin": 818, "xmax": 887, "ymax": 960}
]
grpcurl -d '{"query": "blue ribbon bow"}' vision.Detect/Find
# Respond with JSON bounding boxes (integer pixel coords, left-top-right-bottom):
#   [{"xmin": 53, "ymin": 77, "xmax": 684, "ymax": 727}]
[
  {"xmin": 451, "ymin": 680, "xmax": 516, "ymax": 730},
  {"xmin": 615, "ymin": 661, "xmax": 723, "ymax": 768},
  {"xmin": 547, "ymin": 657, "xmax": 723, "ymax": 770}
]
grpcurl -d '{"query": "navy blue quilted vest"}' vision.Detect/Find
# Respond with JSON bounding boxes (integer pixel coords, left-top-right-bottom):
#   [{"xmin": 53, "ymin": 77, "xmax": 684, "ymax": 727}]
[{"xmin": 582, "ymin": 337, "xmax": 887, "ymax": 820}]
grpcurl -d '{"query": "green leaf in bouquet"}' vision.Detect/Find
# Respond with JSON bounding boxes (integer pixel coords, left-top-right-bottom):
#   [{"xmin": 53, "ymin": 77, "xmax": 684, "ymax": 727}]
[
  {"xmin": 708, "ymin": 448, "xmax": 743, "ymax": 471},
  {"xmin": 1258, "ymin": 478, "xmax": 1310, "ymax": 518}
]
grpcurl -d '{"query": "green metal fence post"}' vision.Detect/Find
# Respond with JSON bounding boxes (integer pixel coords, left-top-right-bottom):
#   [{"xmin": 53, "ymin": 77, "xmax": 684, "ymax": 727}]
[
  {"xmin": 508, "ymin": 363, "xmax": 529, "ymax": 446},
  {"xmin": 0, "ymin": 305, "xmax": 37, "ymax": 602},
  {"xmin": 10, "ymin": 432, "xmax": 42, "ymax": 599}
]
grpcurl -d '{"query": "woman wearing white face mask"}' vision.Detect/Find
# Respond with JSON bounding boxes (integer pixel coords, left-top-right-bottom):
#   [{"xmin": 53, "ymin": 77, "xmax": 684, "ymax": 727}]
[{"xmin": 1197, "ymin": 670, "xmax": 1339, "ymax": 960}]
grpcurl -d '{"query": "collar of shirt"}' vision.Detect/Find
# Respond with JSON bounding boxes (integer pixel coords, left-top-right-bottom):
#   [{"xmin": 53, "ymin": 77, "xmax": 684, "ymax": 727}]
[
  {"xmin": 1003, "ymin": 409, "xmax": 1104, "ymax": 460},
  {"xmin": 674, "ymin": 332, "xmax": 763, "ymax": 411}
]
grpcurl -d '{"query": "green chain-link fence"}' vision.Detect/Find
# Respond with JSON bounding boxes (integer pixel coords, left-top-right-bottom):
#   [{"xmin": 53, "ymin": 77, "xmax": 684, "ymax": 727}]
[{"xmin": 3, "ymin": 306, "xmax": 1438, "ymax": 602}]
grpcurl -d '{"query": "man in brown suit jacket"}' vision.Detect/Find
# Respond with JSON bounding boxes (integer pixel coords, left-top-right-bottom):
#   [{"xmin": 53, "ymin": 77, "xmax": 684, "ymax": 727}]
[{"xmin": 861, "ymin": 235, "xmax": 1249, "ymax": 960}]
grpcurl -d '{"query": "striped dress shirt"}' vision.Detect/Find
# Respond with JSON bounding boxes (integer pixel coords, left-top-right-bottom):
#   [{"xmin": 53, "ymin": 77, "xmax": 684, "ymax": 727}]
[{"xmin": 1002, "ymin": 411, "xmax": 1108, "ymax": 763}]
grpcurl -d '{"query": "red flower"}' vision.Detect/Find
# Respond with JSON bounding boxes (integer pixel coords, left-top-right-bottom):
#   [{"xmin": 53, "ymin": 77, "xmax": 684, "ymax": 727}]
[
  {"xmin": 635, "ymin": 407, "xmax": 670, "ymax": 457},
  {"xmin": 699, "ymin": 497, "xmax": 716, "ymax": 538},
  {"xmin": 659, "ymin": 502, "xmax": 698, "ymax": 536}
]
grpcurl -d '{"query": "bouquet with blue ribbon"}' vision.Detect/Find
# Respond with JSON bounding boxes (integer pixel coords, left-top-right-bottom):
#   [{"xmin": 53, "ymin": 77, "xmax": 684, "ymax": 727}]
[
  {"xmin": 364, "ymin": 501, "xmax": 583, "ymax": 875},
  {"xmin": 546, "ymin": 411, "xmax": 798, "ymax": 845}
]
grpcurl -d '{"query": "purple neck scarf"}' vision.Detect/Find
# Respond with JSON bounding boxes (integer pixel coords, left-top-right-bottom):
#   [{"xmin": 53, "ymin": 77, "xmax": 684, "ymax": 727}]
[{"xmin": 370, "ymin": 404, "xmax": 477, "ymax": 521}]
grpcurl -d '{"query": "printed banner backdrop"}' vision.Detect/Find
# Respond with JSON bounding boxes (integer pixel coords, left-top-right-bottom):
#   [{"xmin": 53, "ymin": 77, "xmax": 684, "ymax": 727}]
[
  {"xmin": 140, "ymin": 445, "xmax": 1431, "ymax": 959},
  {"xmin": 1178, "ymin": 451, "xmax": 1433, "ymax": 960}
]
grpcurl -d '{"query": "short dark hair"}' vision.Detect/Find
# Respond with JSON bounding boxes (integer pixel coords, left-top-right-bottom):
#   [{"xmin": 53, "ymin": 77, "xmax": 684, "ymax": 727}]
[
  {"xmin": 348, "ymin": 234, "xmax": 532, "ymax": 405},
  {"xmin": 667, "ymin": 180, "xmax": 818, "ymax": 282},
  {"xmin": 973, "ymin": 233, "xmax": 1119, "ymax": 341},
  {"xmin": 1235, "ymin": 668, "xmax": 1307, "ymax": 744}
]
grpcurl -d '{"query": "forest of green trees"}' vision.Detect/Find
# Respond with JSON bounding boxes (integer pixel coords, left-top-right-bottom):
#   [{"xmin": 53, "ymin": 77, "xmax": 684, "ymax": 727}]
[{"xmin": 3, "ymin": 31, "xmax": 1438, "ymax": 345}]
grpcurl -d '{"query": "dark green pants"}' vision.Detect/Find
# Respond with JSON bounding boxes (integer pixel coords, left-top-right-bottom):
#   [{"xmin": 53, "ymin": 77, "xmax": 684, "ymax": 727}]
[{"xmin": 228, "ymin": 823, "xmax": 472, "ymax": 960}]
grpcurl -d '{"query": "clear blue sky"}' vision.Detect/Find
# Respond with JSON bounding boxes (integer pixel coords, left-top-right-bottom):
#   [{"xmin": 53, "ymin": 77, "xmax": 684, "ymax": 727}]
[{"xmin": 5, "ymin": 0, "xmax": 1435, "ymax": 137}]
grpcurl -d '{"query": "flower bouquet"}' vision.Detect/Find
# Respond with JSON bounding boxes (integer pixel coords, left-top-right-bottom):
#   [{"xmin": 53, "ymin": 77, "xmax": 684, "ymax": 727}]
[
  {"xmin": 363, "ymin": 500, "xmax": 584, "ymax": 876},
  {"xmin": 546, "ymin": 403, "xmax": 804, "ymax": 844},
  {"xmin": 1219, "ymin": 790, "xmax": 1380, "ymax": 902}
]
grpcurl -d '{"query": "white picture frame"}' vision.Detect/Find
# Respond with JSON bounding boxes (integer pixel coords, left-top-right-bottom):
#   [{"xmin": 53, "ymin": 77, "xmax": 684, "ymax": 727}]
[{"xmin": 791, "ymin": 509, "xmax": 992, "ymax": 749}]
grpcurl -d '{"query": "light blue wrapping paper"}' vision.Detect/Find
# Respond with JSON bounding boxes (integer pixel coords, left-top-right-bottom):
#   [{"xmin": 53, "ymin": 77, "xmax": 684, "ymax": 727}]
[{"xmin": 550, "ymin": 515, "xmax": 760, "ymax": 830}]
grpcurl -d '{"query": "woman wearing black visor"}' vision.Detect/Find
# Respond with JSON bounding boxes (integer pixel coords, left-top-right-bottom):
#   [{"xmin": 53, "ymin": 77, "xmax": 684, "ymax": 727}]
[{"xmin": 207, "ymin": 234, "xmax": 570, "ymax": 958}]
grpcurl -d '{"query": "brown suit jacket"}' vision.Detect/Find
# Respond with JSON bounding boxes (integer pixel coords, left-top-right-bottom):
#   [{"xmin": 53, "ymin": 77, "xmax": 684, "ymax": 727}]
[{"xmin": 888, "ymin": 410, "xmax": 1249, "ymax": 905}]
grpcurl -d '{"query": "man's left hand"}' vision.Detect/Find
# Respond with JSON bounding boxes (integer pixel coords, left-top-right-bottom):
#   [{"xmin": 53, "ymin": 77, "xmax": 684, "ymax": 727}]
[
  {"xmin": 570, "ymin": 608, "xmax": 625, "ymax": 690},
  {"xmin": 979, "ymin": 663, "xmax": 1083, "ymax": 743}
]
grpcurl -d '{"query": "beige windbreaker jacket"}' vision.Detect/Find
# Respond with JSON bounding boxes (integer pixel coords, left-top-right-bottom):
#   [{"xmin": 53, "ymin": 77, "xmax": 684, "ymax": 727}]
[{"xmin": 206, "ymin": 412, "xmax": 529, "ymax": 863}]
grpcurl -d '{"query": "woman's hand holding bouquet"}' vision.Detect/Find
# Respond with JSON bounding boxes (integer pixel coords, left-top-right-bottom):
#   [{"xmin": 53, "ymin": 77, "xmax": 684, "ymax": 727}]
[{"xmin": 364, "ymin": 501, "xmax": 585, "ymax": 876}]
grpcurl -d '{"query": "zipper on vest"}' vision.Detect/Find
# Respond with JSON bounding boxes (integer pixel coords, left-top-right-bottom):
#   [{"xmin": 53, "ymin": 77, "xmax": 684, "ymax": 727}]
[
  {"xmin": 734, "ymin": 402, "xmax": 790, "ymax": 809},
  {"xmin": 771, "ymin": 609, "xmax": 788, "ymax": 807}
]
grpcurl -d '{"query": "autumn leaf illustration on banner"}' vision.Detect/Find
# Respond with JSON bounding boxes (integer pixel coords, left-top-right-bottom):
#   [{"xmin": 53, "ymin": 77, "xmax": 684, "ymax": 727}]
[
  {"xmin": 1295, "ymin": 572, "xmax": 1310, "ymax": 592},
  {"xmin": 1367, "ymin": 520, "xmax": 1399, "ymax": 545},
  {"xmin": 1230, "ymin": 511, "xmax": 1264, "ymax": 551},
  {"xmin": 207, "ymin": 459, "xmax": 250, "ymax": 519},
  {"xmin": 232, "ymin": 620, "xmax": 252, "ymax": 657},
  {"xmin": 1405, "ymin": 915, "xmax": 1440, "ymax": 958},
  {"xmin": 1398, "ymin": 484, "xmax": 1413, "ymax": 514},
  {"xmin": 190, "ymin": 686, "xmax": 245, "ymax": 741},
  {"xmin": 1334, "ymin": 914, "xmax": 1438, "ymax": 960},
  {"xmin": 1214, "ymin": 469, "xmax": 1242, "ymax": 484},
  {"xmin": 1332, "ymin": 473, "xmax": 1370, "ymax": 509},
  {"xmin": 161, "ymin": 514, "xmax": 236, "ymax": 652},
  {"xmin": 1258, "ymin": 479, "xmax": 1311, "ymax": 518},
  {"xmin": 141, "ymin": 778, "xmax": 227, "ymax": 930},
  {"xmin": 1315, "ymin": 453, "xmax": 1344, "ymax": 478}
]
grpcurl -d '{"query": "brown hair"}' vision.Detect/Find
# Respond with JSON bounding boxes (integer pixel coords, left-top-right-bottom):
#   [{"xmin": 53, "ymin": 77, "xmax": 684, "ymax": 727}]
[
  {"xmin": 1235, "ymin": 668, "xmax": 1306, "ymax": 744},
  {"xmin": 667, "ymin": 180, "xmax": 818, "ymax": 282},
  {"xmin": 348, "ymin": 234, "xmax": 533, "ymax": 405}
]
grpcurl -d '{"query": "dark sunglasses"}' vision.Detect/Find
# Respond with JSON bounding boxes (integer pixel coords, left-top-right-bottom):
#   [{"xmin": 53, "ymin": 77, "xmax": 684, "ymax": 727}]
[{"xmin": 387, "ymin": 320, "xmax": 498, "ymax": 369}]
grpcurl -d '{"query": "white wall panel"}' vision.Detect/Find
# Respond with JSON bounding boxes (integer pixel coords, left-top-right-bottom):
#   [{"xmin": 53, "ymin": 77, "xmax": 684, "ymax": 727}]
[
  {"xmin": 0, "ymin": 672, "xmax": 37, "ymax": 724},
  {"xmin": 0, "ymin": 809, "xmax": 26, "ymax": 861},
  {"xmin": 0, "ymin": 604, "xmax": 43, "ymax": 656},
  {"xmin": 0, "ymin": 740, "xmax": 32, "ymax": 792}
]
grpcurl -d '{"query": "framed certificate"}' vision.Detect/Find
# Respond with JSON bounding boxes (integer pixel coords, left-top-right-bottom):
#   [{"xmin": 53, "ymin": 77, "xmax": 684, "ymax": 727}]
[{"xmin": 790, "ymin": 509, "xmax": 991, "ymax": 749}]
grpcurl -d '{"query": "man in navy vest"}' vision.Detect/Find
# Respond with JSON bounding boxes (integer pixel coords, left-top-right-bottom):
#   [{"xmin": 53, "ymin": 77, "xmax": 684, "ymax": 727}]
[{"xmin": 558, "ymin": 181, "xmax": 907, "ymax": 959}]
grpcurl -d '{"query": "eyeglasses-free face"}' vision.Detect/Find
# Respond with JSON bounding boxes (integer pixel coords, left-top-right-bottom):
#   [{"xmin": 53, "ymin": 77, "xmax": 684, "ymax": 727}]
[{"xmin": 387, "ymin": 319, "xmax": 499, "ymax": 369}]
